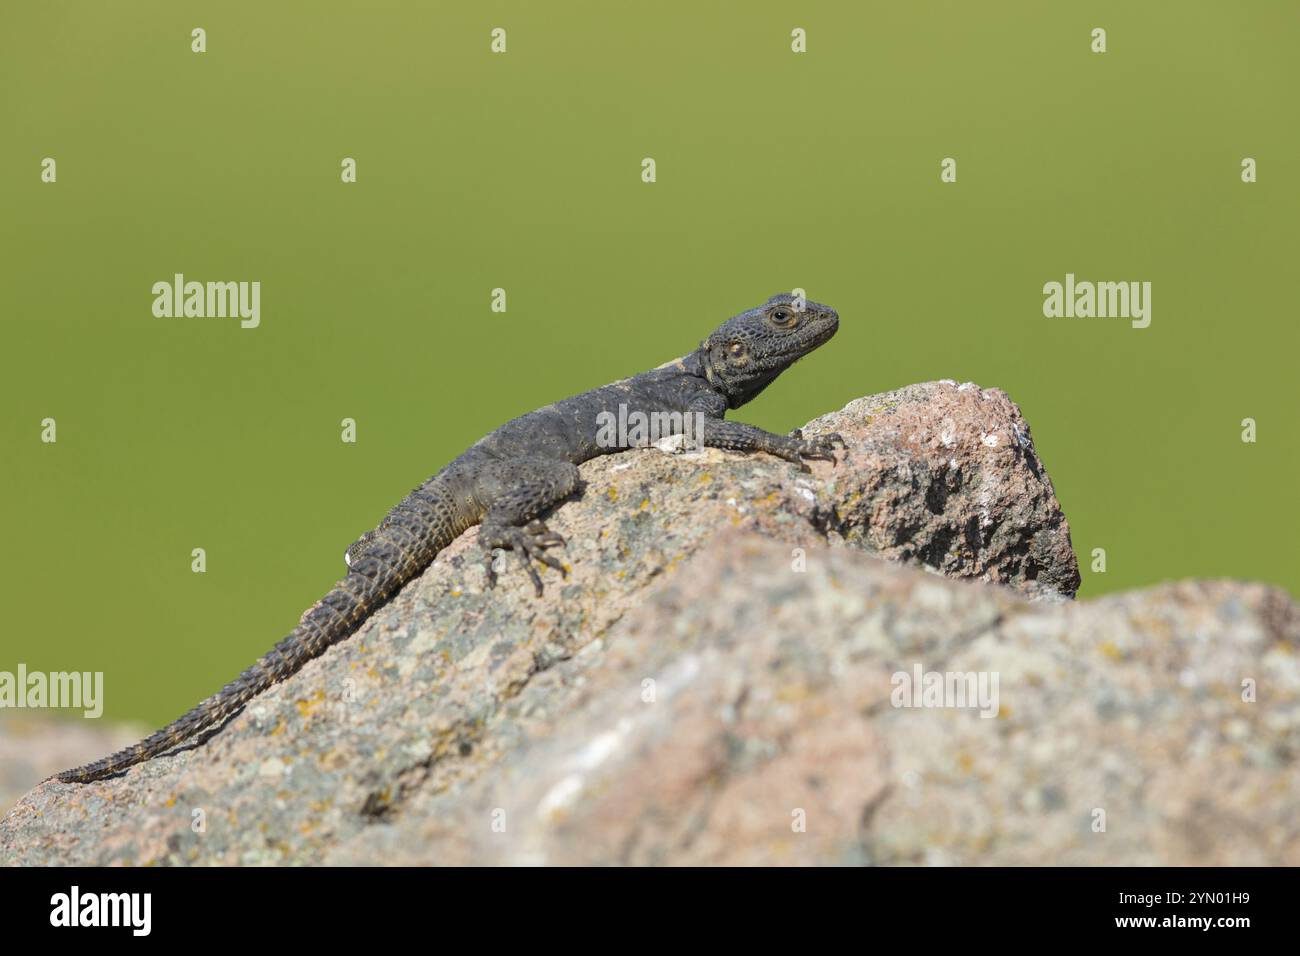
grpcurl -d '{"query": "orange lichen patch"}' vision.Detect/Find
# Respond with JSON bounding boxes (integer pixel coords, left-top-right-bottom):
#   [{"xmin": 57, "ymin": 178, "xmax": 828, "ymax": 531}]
[
  {"xmin": 318, "ymin": 750, "xmax": 350, "ymax": 771},
  {"xmin": 296, "ymin": 689, "xmax": 326, "ymax": 718},
  {"xmin": 775, "ymin": 683, "xmax": 810, "ymax": 703},
  {"xmin": 1098, "ymin": 641, "xmax": 1123, "ymax": 661}
]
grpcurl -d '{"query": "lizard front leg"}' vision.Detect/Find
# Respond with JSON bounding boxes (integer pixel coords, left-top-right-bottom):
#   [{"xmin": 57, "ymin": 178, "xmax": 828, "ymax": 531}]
[
  {"xmin": 702, "ymin": 419, "xmax": 845, "ymax": 472},
  {"xmin": 476, "ymin": 458, "xmax": 580, "ymax": 595}
]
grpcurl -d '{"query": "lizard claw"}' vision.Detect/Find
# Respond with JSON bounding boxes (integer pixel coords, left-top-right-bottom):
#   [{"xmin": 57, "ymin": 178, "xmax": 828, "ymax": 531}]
[
  {"xmin": 480, "ymin": 520, "xmax": 568, "ymax": 596},
  {"xmin": 785, "ymin": 429, "xmax": 846, "ymax": 466},
  {"xmin": 524, "ymin": 520, "xmax": 567, "ymax": 550},
  {"xmin": 796, "ymin": 432, "xmax": 845, "ymax": 464},
  {"xmin": 522, "ymin": 555, "xmax": 545, "ymax": 597},
  {"xmin": 774, "ymin": 432, "xmax": 844, "ymax": 470}
]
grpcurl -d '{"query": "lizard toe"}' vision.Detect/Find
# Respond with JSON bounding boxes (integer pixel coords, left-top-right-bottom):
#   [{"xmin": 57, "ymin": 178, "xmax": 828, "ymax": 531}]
[
  {"xmin": 524, "ymin": 520, "xmax": 566, "ymax": 550},
  {"xmin": 518, "ymin": 550, "xmax": 545, "ymax": 596}
]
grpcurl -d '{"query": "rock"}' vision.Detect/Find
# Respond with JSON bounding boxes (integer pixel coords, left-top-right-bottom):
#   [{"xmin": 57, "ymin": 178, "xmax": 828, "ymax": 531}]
[
  {"xmin": 803, "ymin": 381, "xmax": 1079, "ymax": 600},
  {"xmin": 0, "ymin": 382, "xmax": 1160, "ymax": 866},
  {"xmin": 0, "ymin": 715, "xmax": 144, "ymax": 818},
  {"xmin": 329, "ymin": 535, "xmax": 1299, "ymax": 866}
]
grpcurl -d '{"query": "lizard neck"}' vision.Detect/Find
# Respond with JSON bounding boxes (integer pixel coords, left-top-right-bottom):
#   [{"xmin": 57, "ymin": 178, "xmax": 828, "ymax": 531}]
[{"xmin": 695, "ymin": 342, "xmax": 781, "ymax": 410}]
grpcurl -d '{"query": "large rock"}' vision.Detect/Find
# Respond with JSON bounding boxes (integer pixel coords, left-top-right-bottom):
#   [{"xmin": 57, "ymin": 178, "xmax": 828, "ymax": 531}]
[
  {"xmin": 364, "ymin": 534, "xmax": 1294, "ymax": 866},
  {"xmin": 0, "ymin": 382, "xmax": 1151, "ymax": 866},
  {"xmin": 0, "ymin": 716, "xmax": 144, "ymax": 818}
]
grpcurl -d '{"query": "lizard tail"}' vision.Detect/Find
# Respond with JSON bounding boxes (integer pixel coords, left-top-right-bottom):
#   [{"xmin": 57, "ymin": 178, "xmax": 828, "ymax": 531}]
[
  {"xmin": 55, "ymin": 477, "xmax": 473, "ymax": 784},
  {"xmin": 54, "ymin": 569, "xmax": 386, "ymax": 784}
]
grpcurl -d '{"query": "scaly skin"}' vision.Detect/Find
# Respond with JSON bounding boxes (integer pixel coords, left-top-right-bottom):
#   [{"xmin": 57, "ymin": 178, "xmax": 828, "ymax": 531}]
[{"xmin": 56, "ymin": 293, "xmax": 840, "ymax": 783}]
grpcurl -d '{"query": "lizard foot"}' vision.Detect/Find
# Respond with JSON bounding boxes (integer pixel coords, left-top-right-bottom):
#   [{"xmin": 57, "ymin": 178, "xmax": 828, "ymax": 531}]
[
  {"xmin": 775, "ymin": 431, "xmax": 847, "ymax": 472},
  {"xmin": 481, "ymin": 520, "xmax": 568, "ymax": 596}
]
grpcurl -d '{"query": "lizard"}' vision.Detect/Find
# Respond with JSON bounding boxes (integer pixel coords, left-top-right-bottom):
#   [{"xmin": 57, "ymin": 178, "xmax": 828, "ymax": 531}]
[{"xmin": 55, "ymin": 292, "xmax": 841, "ymax": 783}]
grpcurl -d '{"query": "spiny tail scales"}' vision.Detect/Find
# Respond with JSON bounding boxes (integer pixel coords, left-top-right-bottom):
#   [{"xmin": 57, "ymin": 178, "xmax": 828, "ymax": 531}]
[{"xmin": 55, "ymin": 476, "xmax": 474, "ymax": 783}]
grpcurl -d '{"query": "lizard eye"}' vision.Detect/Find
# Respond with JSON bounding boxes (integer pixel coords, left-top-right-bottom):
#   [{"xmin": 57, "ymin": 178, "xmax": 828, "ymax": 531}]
[{"xmin": 771, "ymin": 309, "xmax": 795, "ymax": 326}]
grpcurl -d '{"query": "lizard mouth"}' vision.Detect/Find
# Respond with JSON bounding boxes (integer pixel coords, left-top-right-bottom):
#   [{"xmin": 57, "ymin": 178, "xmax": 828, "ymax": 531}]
[
  {"xmin": 801, "ymin": 313, "xmax": 839, "ymax": 350},
  {"xmin": 778, "ymin": 317, "xmax": 837, "ymax": 367}
]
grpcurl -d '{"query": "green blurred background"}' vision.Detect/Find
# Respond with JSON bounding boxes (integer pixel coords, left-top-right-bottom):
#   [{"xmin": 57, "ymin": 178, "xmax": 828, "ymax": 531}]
[{"xmin": 2, "ymin": 2, "xmax": 1296, "ymax": 725}]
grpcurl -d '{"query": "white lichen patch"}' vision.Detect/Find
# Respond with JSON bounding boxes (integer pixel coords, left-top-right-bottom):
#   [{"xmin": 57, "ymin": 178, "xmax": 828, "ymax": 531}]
[
  {"xmin": 536, "ymin": 716, "xmax": 635, "ymax": 823},
  {"xmin": 536, "ymin": 774, "xmax": 584, "ymax": 822},
  {"xmin": 652, "ymin": 434, "xmax": 689, "ymax": 454}
]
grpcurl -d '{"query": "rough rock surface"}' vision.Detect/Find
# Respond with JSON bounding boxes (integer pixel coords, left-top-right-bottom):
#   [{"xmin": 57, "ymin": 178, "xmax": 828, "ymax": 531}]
[
  {"xmin": 0, "ymin": 716, "xmax": 144, "ymax": 818},
  {"xmin": 803, "ymin": 382, "xmax": 1078, "ymax": 599},
  {"xmin": 8, "ymin": 383, "xmax": 1285, "ymax": 866},
  {"xmin": 332, "ymin": 536, "xmax": 1298, "ymax": 866}
]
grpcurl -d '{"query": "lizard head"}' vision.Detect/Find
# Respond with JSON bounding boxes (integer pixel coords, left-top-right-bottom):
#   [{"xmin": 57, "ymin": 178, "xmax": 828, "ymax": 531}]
[{"xmin": 701, "ymin": 292, "xmax": 839, "ymax": 408}]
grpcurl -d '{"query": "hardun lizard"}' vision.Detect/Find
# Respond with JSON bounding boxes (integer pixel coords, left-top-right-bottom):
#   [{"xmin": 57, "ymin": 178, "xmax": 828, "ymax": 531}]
[{"xmin": 57, "ymin": 293, "xmax": 841, "ymax": 783}]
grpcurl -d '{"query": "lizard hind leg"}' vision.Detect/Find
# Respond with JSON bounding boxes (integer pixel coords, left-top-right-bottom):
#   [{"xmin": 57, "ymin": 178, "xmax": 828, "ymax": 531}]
[{"xmin": 476, "ymin": 458, "xmax": 580, "ymax": 596}]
